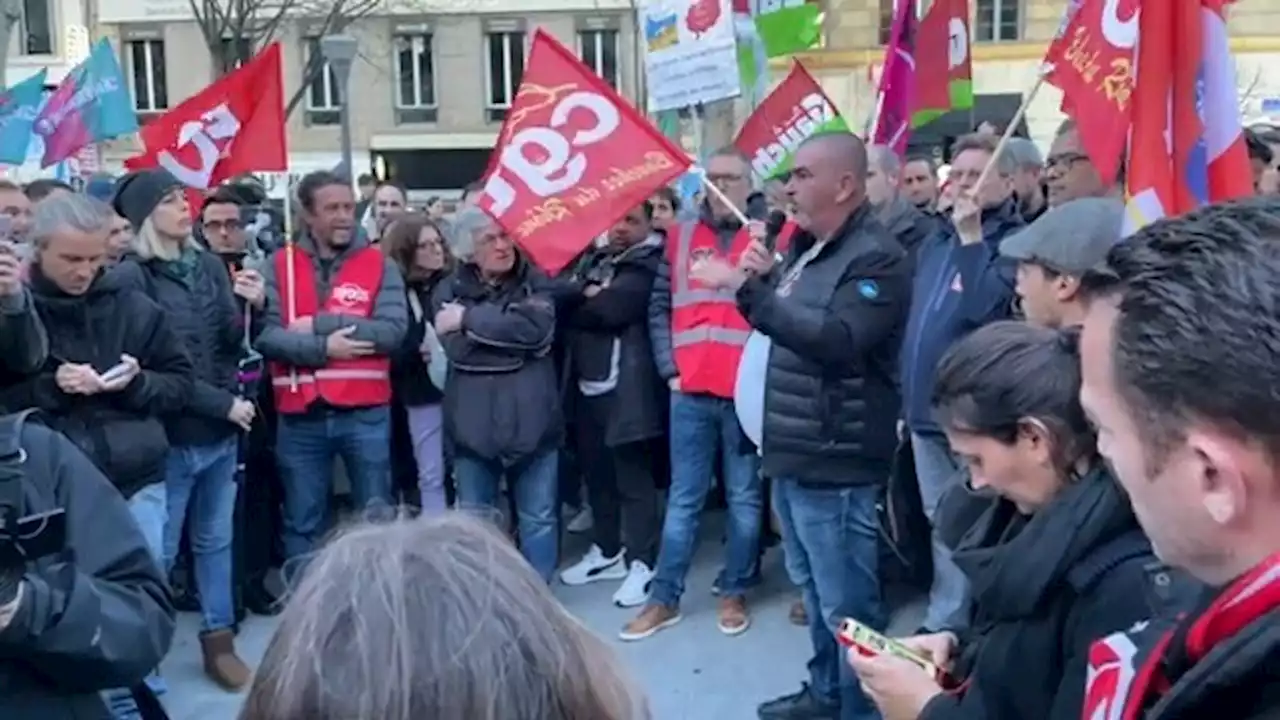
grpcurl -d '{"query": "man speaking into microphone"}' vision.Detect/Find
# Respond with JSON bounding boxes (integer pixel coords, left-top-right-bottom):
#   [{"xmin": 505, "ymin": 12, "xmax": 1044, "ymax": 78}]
[{"xmin": 692, "ymin": 132, "xmax": 911, "ymax": 720}]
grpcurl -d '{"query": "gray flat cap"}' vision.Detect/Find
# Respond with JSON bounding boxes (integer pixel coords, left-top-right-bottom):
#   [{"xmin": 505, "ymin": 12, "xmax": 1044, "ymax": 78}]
[{"xmin": 1000, "ymin": 197, "xmax": 1125, "ymax": 275}]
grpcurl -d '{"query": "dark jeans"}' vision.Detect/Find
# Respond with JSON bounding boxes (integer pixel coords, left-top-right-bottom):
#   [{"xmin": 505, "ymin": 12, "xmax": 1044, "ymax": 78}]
[
  {"xmin": 576, "ymin": 393, "xmax": 661, "ymax": 567},
  {"xmin": 651, "ymin": 392, "xmax": 761, "ymax": 606},
  {"xmin": 276, "ymin": 405, "xmax": 393, "ymax": 582},
  {"xmin": 774, "ymin": 478, "xmax": 885, "ymax": 720},
  {"xmin": 454, "ymin": 449, "xmax": 560, "ymax": 582}
]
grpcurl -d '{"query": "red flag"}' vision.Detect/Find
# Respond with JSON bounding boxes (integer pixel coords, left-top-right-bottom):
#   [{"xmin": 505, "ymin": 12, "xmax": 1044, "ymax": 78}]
[
  {"xmin": 871, "ymin": 0, "xmax": 917, "ymax": 154},
  {"xmin": 912, "ymin": 0, "xmax": 971, "ymax": 123},
  {"xmin": 478, "ymin": 29, "xmax": 688, "ymax": 275},
  {"xmin": 126, "ymin": 43, "xmax": 285, "ymax": 190},
  {"xmin": 1041, "ymin": 0, "xmax": 1136, "ymax": 184},
  {"xmin": 733, "ymin": 61, "xmax": 844, "ymax": 183}
]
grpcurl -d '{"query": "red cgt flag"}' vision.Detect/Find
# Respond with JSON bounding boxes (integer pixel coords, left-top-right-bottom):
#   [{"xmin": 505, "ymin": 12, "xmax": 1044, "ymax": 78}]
[
  {"xmin": 477, "ymin": 28, "xmax": 689, "ymax": 275},
  {"xmin": 1041, "ymin": 0, "xmax": 1135, "ymax": 184},
  {"xmin": 126, "ymin": 42, "xmax": 286, "ymax": 192}
]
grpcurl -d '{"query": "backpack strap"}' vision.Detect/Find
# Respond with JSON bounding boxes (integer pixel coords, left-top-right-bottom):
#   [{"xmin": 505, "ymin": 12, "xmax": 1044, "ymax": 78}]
[
  {"xmin": 0, "ymin": 409, "xmax": 37, "ymax": 542},
  {"xmin": 0, "ymin": 408, "xmax": 35, "ymax": 462},
  {"xmin": 1065, "ymin": 529, "xmax": 1153, "ymax": 595}
]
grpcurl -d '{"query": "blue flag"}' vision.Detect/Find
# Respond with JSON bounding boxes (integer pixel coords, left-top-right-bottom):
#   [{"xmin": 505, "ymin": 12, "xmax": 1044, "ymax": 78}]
[{"xmin": 0, "ymin": 70, "xmax": 49, "ymax": 165}]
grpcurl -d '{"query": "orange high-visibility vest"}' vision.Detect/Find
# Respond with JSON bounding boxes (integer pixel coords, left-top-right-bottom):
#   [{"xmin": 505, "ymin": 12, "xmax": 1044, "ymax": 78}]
[
  {"xmin": 269, "ymin": 245, "xmax": 391, "ymax": 414},
  {"xmin": 668, "ymin": 219, "xmax": 795, "ymax": 398}
]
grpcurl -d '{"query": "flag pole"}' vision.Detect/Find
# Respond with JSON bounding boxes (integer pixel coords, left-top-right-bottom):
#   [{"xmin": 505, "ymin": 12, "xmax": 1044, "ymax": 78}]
[
  {"xmin": 972, "ymin": 72, "xmax": 1047, "ymax": 190},
  {"xmin": 283, "ymin": 176, "xmax": 299, "ymax": 392}
]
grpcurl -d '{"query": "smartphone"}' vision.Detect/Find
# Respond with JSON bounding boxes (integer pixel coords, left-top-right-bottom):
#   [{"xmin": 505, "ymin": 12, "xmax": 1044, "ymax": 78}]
[
  {"xmin": 0, "ymin": 508, "xmax": 67, "ymax": 563},
  {"xmin": 99, "ymin": 361, "xmax": 133, "ymax": 385},
  {"xmin": 837, "ymin": 618, "xmax": 942, "ymax": 681}
]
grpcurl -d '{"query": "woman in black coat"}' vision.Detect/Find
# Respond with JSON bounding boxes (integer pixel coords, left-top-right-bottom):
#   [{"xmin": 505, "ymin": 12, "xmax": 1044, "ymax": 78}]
[
  {"xmin": 850, "ymin": 321, "xmax": 1193, "ymax": 720},
  {"xmin": 381, "ymin": 214, "xmax": 453, "ymax": 513},
  {"xmin": 557, "ymin": 201, "xmax": 667, "ymax": 609}
]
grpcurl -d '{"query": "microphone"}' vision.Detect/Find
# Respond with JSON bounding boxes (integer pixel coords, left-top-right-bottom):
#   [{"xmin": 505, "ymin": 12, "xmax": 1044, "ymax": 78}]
[{"xmin": 762, "ymin": 210, "xmax": 788, "ymax": 254}]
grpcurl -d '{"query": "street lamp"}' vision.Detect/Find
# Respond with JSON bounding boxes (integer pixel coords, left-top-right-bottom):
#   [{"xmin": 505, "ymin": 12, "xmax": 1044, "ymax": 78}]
[{"xmin": 320, "ymin": 34, "xmax": 358, "ymax": 186}]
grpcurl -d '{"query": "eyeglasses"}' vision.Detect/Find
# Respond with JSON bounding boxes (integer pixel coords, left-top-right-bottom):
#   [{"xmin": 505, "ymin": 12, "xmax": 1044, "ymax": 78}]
[
  {"xmin": 204, "ymin": 219, "xmax": 243, "ymax": 233},
  {"xmin": 1044, "ymin": 152, "xmax": 1089, "ymax": 173}
]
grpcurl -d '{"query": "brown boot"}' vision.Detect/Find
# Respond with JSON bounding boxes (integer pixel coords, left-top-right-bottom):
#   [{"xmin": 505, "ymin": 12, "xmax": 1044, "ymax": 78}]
[
  {"xmin": 789, "ymin": 597, "xmax": 809, "ymax": 626},
  {"xmin": 200, "ymin": 628, "xmax": 252, "ymax": 690}
]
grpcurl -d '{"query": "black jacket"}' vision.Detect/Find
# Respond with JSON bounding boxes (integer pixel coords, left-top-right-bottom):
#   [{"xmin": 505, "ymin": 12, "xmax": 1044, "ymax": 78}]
[
  {"xmin": 432, "ymin": 258, "xmax": 562, "ymax": 465},
  {"xmin": 0, "ymin": 289, "xmax": 47, "ymax": 377},
  {"xmin": 875, "ymin": 195, "xmax": 934, "ymax": 270},
  {"xmin": 565, "ymin": 237, "xmax": 666, "ymax": 447},
  {"xmin": 0, "ymin": 266, "xmax": 193, "ymax": 498},
  {"xmin": 736, "ymin": 204, "xmax": 911, "ymax": 485},
  {"xmin": 922, "ymin": 468, "xmax": 1195, "ymax": 720},
  {"xmin": 391, "ymin": 274, "xmax": 448, "ymax": 408},
  {"xmin": 0, "ymin": 417, "xmax": 175, "ymax": 719},
  {"xmin": 114, "ymin": 248, "xmax": 243, "ymax": 447}
]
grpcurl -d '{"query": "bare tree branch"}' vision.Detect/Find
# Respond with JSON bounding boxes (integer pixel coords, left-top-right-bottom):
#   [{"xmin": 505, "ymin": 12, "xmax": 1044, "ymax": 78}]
[{"xmin": 281, "ymin": 0, "xmax": 380, "ymax": 119}]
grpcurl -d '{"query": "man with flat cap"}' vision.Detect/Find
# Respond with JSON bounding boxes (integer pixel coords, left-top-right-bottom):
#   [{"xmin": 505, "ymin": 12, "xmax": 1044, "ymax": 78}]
[{"xmin": 1000, "ymin": 197, "xmax": 1125, "ymax": 329}]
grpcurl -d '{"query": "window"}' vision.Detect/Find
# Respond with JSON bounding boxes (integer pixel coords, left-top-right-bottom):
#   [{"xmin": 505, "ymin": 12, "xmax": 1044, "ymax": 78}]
[
  {"xmin": 304, "ymin": 37, "xmax": 341, "ymax": 126},
  {"xmin": 484, "ymin": 31, "xmax": 525, "ymax": 123},
  {"xmin": 126, "ymin": 40, "xmax": 169, "ymax": 113},
  {"xmin": 976, "ymin": 0, "xmax": 1021, "ymax": 42},
  {"xmin": 878, "ymin": 0, "xmax": 926, "ymax": 45},
  {"xmin": 20, "ymin": 0, "xmax": 52, "ymax": 54},
  {"xmin": 578, "ymin": 29, "xmax": 619, "ymax": 89},
  {"xmin": 394, "ymin": 33, "xmax": 437, "ymax": 124},
  {"xmin": 219, "ymin": 36, "xmax": 252, "ymax": 71}
]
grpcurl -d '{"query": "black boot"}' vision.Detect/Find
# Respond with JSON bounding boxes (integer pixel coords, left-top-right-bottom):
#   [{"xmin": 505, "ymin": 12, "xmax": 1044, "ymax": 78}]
[
  {"xmin": 244, "ymin": 582, "xmax": 282, "ymax": 616},
  {"xmin": 757, "ymin": 684, "xmax": 839, "ymax": 720}
]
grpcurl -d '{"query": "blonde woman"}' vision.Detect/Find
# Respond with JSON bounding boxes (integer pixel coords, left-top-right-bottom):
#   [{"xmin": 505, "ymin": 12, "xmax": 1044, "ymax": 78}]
[
  {"xmin": 241, "ymin": 513, "xmax": 650, "ymax": 720},
  {"xmin": 113, "ymin": 169, "xmax": 258, "ymax": 691}
]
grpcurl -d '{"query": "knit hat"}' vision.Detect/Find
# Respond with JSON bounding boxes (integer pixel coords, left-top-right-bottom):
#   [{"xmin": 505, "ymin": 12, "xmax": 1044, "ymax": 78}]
[{"xmin": 111, "ymin": 168, "xmax": 183, "ymax": 228}]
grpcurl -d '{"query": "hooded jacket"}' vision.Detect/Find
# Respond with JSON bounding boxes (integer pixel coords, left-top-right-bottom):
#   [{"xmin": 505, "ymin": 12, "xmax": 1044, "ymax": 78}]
[
  {"xmin": 922, "ymin": 467, "xmax": 1195, "ymax": 720},
  {"xmin": 432, "ymin": 256, "xmax": 561, "ymax": 465},
  {"xmin": 0, "ymin": 419, "xmax": 175, "ymax": 719},
  {"xmin": 564, "ymin": 236, "xmax": 666, "ymax": 447},
  {"xmin": 0, "ymin": 265, "xmax": 192, "ymax": 498},
  {"xmin": 900, "ymin": 198, "xmax": 1023, "ymax": 434}
]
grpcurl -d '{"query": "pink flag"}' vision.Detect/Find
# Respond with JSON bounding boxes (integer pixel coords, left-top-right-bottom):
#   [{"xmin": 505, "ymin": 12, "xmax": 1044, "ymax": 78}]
[{"xmin": 871, "ymin": 0, "xmax": 918, "ymax": 155}]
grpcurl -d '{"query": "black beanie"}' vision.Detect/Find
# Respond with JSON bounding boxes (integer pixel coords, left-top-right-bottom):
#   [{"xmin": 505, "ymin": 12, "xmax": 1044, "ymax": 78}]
[{"xmin": 111, "ymin": 169, "xmax": 183, "ymax": 229}]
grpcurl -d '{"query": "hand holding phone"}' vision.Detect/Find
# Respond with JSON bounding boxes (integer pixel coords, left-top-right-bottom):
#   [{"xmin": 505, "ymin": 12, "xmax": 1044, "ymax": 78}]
[{"xmin": 837, "ymin": 618, "xmax": 944, "ymax": 682}]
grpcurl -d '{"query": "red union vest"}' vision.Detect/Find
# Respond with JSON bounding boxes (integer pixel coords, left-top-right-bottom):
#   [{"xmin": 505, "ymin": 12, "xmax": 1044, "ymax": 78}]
[
  {"xmin": 269, "ymin": 245, "xmax": 391, "ymax": 414},
  {"xmin": 668, "ymin": 218, "xmax": 796, "ymax": 398}
]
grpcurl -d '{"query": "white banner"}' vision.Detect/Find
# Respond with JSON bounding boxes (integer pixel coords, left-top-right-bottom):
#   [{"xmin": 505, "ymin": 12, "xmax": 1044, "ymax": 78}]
[{"xmin": 641, "ymin": 0, "xmax": 742, "ymax": 113}]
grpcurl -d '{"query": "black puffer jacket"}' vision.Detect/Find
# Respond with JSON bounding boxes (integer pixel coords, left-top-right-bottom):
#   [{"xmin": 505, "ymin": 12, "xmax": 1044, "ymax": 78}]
[
  {"xmin": 114, "ymin": 247, "xmax": 243, "ymax": 447},
  {"xmin": 736, "ymin": 204, "xmax": 911, "ymax": 485},
  {"xmin": 922, "ymin": 468, "xmax": 1197, "ymax": 720},
  {"xmin": 432, "ymin": 257, "xmax": 561, "ymax": 465},
  {"xmin": 0, "ymin": 266, "xmax": 192, "ymax": 497},
  {"xmin": 564, "ymin": 236, "xmax": 665, "ymax": 447}
]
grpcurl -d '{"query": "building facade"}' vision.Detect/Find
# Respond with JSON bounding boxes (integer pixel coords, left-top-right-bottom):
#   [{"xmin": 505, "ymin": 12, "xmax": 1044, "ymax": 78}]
[
  {"xmin": 94, "ymin": 0, "xmax": 643, "ymax": 196},
  {"xmin": 791, "ymin": 0, "xmax": 1280, "ymax": 155}
]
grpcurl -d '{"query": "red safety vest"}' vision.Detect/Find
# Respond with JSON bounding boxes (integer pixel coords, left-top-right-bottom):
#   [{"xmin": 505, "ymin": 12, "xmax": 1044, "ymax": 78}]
[
  {"xmin": 668, "ymin": 219, "xmax": 795, "ymax": 398},
  {"xmin": 269, "ymin": 245, "xmax": 392, "ymax": 414}
]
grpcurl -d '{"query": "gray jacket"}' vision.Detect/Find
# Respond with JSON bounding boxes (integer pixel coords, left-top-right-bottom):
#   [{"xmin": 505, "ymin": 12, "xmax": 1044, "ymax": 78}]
[
  {"xmin": 255, "ymin": 235, "xmax": 408, "ymax": 369},
  {"xmin": 0, "ymin": 289, "xmax": 47, "ymax": 376}
]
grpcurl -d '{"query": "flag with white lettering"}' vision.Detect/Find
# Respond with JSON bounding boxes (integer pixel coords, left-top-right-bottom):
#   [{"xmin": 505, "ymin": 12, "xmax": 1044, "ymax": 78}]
[
  {"xmin": 34, "ymin": 40, "xmax": 137, "ymax": 167},
  {"xmin": 478, "ymin": 28, "xmax": 689, "ymax": 275},
  {"xmin": 733, "ymin": 61, "xmax": 847, "ymax": 183}
]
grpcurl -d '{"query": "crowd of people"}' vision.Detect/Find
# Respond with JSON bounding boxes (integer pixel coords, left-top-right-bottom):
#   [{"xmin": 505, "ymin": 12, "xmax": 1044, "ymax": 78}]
[{"xmin": 0, "ymin": 119, "xmax": 1277, "ymax": 720}]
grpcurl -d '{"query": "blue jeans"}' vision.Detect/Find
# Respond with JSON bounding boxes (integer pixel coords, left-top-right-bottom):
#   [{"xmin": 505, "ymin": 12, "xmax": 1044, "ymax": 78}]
[
  {"xmin": 276, "ymin": 405, "xmax": 393, "ymax": 579},
  {"xmin": 911, "ymin": 431, "xmax": 971, "ymax": 631},
  {"xmin": 774, "ymin": 478, "xmax": 884, "ymax": 720},
  {"xmin": 162, "ymin": 436, "xmax": 239, "ymax": 632},
  {"xmin": 454, "ymin": 449, "xmax": 559, "ymax": 582},
  {"xmin": 651, "ymin": 392, "xmax": 761, "ymax": 606},
  {"xmin": 105, "ymin": 482, "xmax": 169, "ymax": 719}
]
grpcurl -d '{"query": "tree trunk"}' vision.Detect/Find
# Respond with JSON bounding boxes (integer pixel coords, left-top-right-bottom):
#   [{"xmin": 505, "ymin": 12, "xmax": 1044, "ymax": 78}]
[{"xmin": 0, "ymin": 0, "xmax": 23, "ymax": 90}]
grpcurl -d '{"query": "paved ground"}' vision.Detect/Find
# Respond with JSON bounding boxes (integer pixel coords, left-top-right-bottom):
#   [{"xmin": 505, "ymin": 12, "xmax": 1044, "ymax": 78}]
[{"xmin": 161, "ymin": 516, "xmax": 925, "ymax": 720}]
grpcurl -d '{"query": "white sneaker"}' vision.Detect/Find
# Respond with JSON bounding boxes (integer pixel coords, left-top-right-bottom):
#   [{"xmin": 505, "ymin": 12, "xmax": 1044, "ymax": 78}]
[
  {"xmin": 559, "ymin": 544, "xmax": 627, "ymax": 586},
  {"xmin": 566, "ymin": 506, "xmax": 594, "ymax": 534},
  {"xmin": 612, "ymin": 560, "xmax": 654, "ymax": 608}
]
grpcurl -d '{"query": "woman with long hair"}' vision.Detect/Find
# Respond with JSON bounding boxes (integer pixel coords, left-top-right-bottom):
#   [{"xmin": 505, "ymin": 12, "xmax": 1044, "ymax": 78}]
[
  {"xmin": 112, "ymin": 169, "xmax": 257, "ymax": 690},
  {"xmin": 241, "ymin": 514, "xmax": 649, "ymax": 720},
  {"xmin": 851, "ymin": 321, "xmax": 1188, "ymax": 720},
  {"xmin": 381, "ymin": 214, "xmax": 453, "ymax": 512}
]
